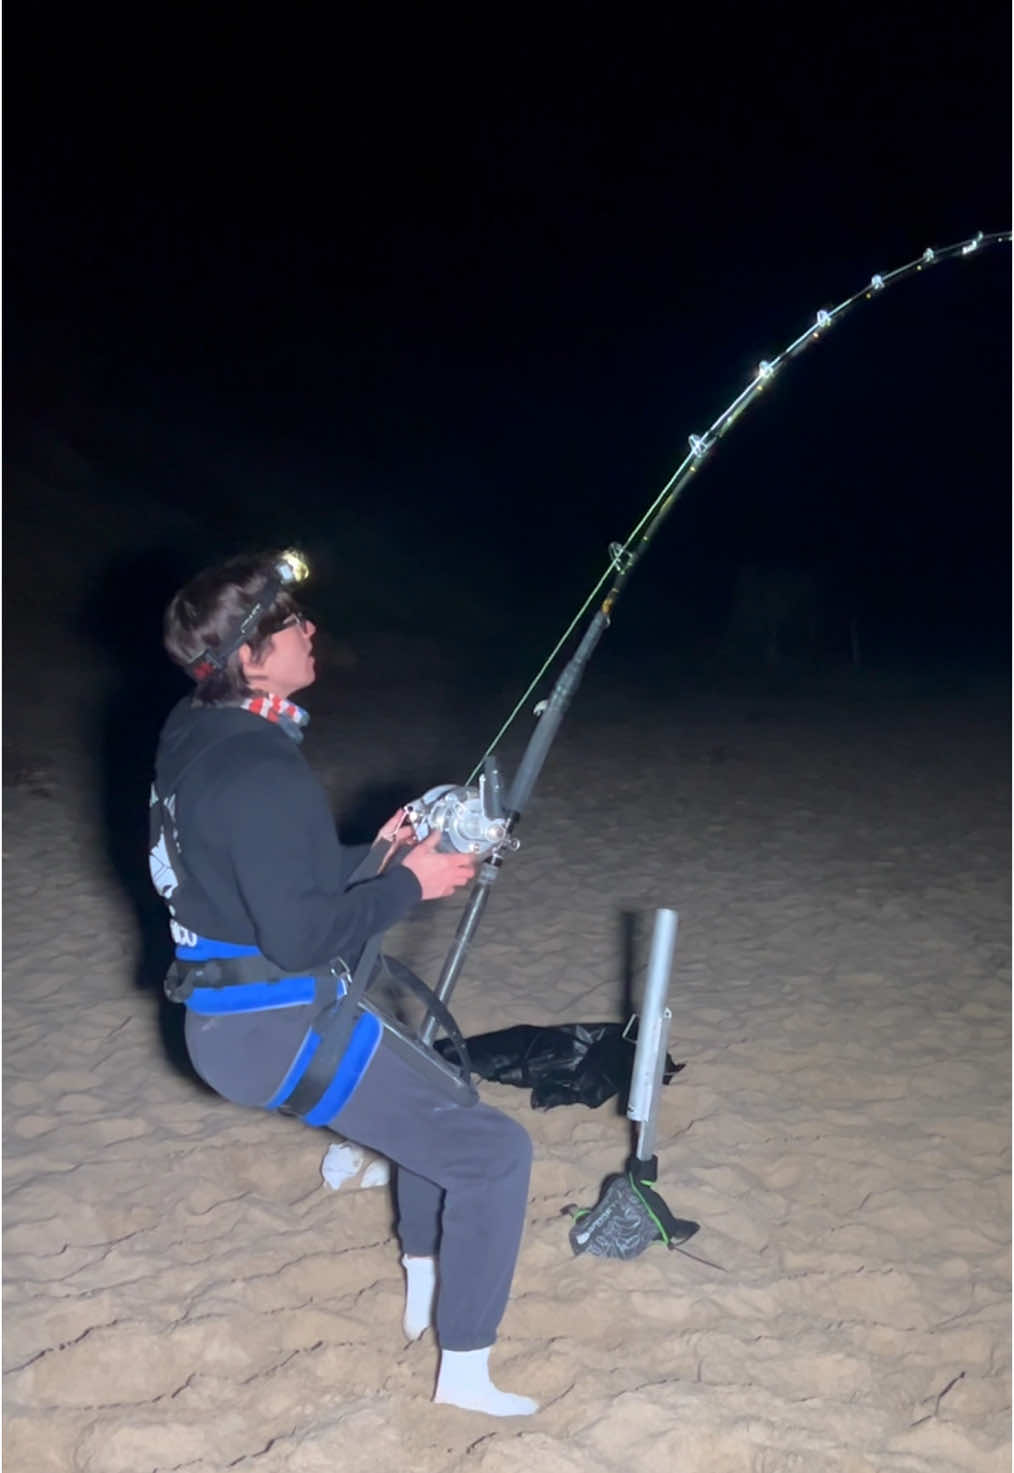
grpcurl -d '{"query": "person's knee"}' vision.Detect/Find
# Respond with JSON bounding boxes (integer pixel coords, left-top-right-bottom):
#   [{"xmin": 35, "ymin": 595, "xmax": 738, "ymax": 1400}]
[{"xmin": 435, "ymin": 1106, "xmax": 532, "ymax": 1192}]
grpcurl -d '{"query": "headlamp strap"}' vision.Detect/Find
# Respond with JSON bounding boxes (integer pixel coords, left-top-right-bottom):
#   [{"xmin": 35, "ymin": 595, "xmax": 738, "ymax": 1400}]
[{"xmin": 186, "ymin": 576, "xmax": 283, "ymax": 682}]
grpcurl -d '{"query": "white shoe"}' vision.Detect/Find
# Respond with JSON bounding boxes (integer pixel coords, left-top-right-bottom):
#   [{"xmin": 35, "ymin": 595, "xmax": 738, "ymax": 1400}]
[{"xmin": 321, "ymin": 1141, "xmax": 391, "ymax": 1191}]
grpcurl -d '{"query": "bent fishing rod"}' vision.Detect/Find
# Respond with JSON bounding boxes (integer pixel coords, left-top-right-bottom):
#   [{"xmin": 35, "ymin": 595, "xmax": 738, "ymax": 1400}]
[{"xmin": 410, "ymin": 228, "xmax": 1010, "ymax": 1046}]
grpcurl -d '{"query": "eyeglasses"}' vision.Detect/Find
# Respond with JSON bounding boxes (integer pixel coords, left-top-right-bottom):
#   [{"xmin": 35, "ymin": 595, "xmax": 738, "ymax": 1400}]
[{"xmin": 279, "ymin": 612, "xmax": 310, "ymax": 632}]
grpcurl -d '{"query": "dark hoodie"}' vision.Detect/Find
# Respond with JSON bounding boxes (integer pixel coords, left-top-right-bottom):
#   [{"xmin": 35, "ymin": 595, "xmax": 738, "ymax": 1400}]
[
  {"xmin": 152, "ymin": 698, "xmax": 420, "ymax": 967},
  {"xmin": 150, "ymin": 698, "xmax": 422, "ymax": 1104}
]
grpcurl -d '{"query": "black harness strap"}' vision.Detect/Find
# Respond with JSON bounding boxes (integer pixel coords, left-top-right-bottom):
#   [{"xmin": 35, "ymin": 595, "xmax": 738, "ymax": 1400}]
[{"xmin": 164, "ymin": 951, "xmax": 350, "ymax": 1002}]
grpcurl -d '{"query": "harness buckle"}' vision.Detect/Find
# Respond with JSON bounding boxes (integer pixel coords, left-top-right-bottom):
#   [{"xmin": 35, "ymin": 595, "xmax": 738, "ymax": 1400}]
[{"xmin": 327, "ymin": 957, "xmax": 353, "ymax": 997}]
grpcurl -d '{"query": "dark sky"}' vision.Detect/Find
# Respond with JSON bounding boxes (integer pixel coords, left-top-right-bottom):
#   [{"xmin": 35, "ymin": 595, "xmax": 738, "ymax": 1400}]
[{"xmin": 5, "ymin": 7, "xmax": 1011, "ymax": 665}]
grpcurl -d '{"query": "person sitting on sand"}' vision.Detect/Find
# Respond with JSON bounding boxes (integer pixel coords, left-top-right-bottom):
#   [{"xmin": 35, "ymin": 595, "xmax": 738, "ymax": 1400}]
[{"xmin": 148, "ymin": 549, "xmax": 538, "ymax": 1417}]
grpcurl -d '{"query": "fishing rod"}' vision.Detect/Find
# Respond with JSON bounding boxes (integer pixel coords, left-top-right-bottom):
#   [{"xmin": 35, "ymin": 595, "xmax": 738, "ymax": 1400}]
[{"xmin": 411, "ymin": 228, "xmax": 1010, "ymax": 1046}]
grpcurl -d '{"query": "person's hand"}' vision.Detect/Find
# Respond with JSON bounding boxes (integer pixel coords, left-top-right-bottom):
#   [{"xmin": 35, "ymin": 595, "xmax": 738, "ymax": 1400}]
[
  {"xmin": 401, "ymin": 830, "xmax": 478, "ymax": 899},
  {"xmin": 375, "ymin": 807, "xmax": 415, "ymax": 846}
]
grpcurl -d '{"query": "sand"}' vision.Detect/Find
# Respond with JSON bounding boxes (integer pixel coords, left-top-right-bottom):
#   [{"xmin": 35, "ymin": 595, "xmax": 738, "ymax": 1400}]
[{"xmin": 3, "ymin": 646, "xmax": 1010, "ymax": 1473}]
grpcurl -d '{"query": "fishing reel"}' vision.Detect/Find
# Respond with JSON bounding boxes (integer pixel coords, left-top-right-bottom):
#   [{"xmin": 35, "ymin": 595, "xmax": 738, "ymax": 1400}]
[{"xmin": 405, "ymin": 758, "xmax": 517, "ymax": 858}]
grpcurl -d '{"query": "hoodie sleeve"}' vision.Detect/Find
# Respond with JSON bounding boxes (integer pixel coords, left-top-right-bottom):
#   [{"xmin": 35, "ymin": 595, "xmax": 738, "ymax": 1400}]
[
  {"xmin": 340, "ymin": 841, "xmax": 375, "ymax": 883},
  {"xmin": 213, "ymin": 749, "xmax": 422, "ymax": 972}
]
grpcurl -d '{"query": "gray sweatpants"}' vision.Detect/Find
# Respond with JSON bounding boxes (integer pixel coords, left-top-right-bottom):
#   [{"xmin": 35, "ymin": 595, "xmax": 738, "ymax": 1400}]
[{"xmin": 326, "ymin": 1031, "xmax": 533, "ymax": 1352}]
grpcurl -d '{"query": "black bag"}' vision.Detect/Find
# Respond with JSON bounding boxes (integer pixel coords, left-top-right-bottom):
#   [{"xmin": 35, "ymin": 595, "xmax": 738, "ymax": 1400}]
[{"xmin": 435, "ymin": 1021, "xmax": 683, "ymax": 1110}]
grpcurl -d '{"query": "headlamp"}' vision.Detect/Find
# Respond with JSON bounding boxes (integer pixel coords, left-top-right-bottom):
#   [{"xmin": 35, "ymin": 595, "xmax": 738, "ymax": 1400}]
[
  {"xmin": 277, "ymin": 549, "xmax": 310, "ymax": 585},
  {"xmin": 187, "ymin": 549, "xmax": 312, "ymax": 682}
]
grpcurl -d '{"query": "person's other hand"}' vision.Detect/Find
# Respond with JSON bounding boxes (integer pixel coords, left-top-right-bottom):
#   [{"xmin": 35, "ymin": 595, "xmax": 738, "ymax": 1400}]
[{"xmin": 375, "ymin": 807, "xmax": 415, "ymax": 846}]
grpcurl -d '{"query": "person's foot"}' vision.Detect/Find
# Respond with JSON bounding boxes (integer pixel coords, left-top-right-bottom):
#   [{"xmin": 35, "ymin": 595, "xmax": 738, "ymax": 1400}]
[
  {"xmin": 401, "ymin": 1254, "xmax": 436, "ymax": 1340},
  {"xmin": 321, "ymin": 1141, "xmax": 390, "ymax": 1190},
  {"xmin": 434, "ymin": 1346, "xmax": 539, "ymax": 1416}
]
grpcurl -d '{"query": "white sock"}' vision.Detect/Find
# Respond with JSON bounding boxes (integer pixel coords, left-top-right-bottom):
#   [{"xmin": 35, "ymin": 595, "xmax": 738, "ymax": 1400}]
[
  {"xmin": 401, "ymin": 1254, "xmax": 437, "ymax": 1341},
  {"xmin": 434, "ymin": 1346, "xmax": 539, "ymax": 1417}
]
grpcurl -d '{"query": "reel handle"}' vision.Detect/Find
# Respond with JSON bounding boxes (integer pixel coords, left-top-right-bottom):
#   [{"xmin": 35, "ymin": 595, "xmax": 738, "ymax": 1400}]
[{"xmin": 481, "ymin": 754, "xmax": 506, "ymax": 823}]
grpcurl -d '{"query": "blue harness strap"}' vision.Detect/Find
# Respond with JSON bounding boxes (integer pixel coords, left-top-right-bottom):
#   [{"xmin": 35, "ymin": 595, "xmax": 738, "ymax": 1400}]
[
  {"xmin": 258, "ymin": 1011, "xmax": 382, "ymax": 1119},
  {"xmin": 171, "ymin": 936, "xmax": 338, "ymax": 1014},
  {"xmin": 176, "ymin": 937, "xmax": 266, "ymax": 961},
  {"xmin": 299, "ymin": 1012, "xmax": 382, "ymax": 1124},
  {"xmin": 264, "ymin": 1029, "xmax": 322, "ymax": 1110}
]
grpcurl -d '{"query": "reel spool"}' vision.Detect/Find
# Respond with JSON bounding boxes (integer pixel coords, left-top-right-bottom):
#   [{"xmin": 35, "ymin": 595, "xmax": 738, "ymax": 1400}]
[{"xmin": 405, "ymin": 758, "xmax": 516, "ymax": 858}]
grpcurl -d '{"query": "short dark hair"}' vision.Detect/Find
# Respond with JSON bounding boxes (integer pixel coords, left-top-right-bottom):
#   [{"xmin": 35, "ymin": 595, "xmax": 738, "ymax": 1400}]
[{"xmin": 163, "ymin": 552, "xmax": 300, "ymax": 704}]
